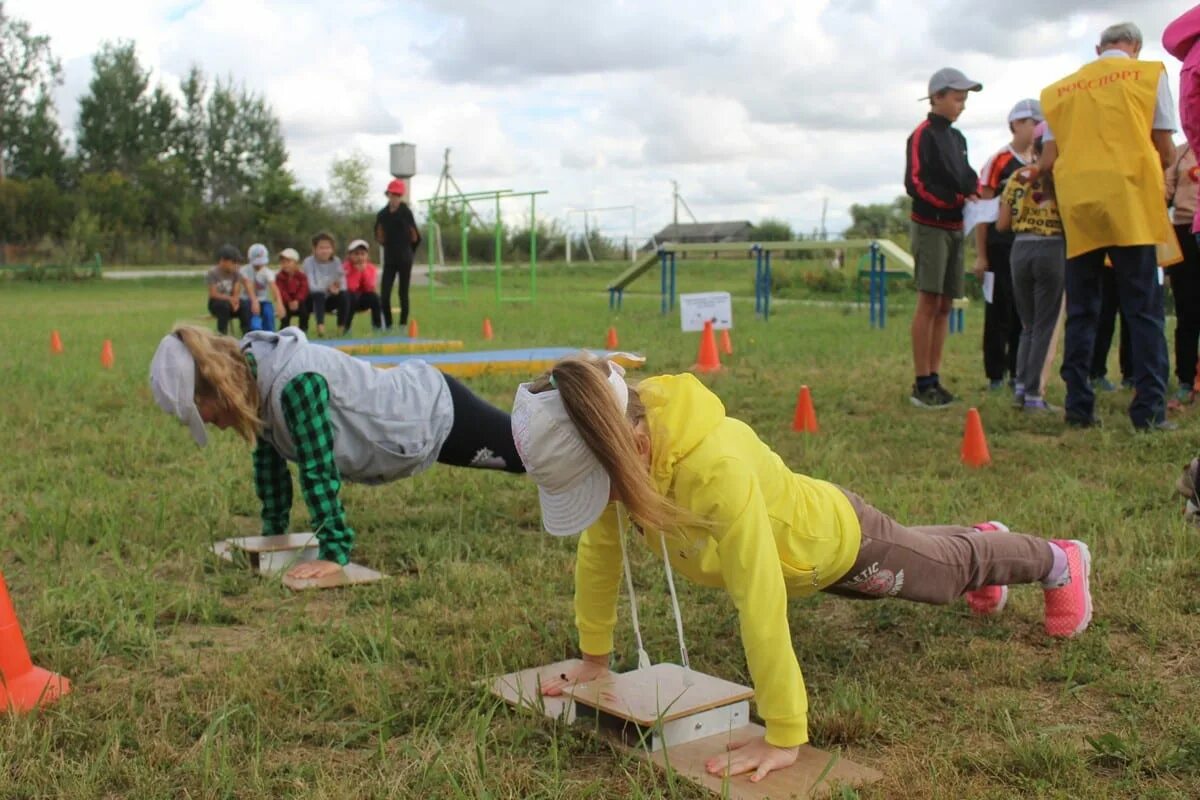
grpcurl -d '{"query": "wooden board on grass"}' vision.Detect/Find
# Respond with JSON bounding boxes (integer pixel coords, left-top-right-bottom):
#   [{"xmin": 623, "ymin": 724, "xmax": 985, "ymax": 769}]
[
  {"xmin": 647, "ymin": 723, "xmax": 883, "ymax": 800},
  {"xmin": 281, "ymin": 562, "xmax": 386, "ymax": 591},
  {"xmin": 486, "ymin": 661, "xmax": 882, "ymax": 799}
]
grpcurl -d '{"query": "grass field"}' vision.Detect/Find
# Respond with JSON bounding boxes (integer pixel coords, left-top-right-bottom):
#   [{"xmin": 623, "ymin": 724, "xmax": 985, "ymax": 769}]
[{"xmin": 1, "ymin": 264, "xmax": 1199, "ymax": 799}]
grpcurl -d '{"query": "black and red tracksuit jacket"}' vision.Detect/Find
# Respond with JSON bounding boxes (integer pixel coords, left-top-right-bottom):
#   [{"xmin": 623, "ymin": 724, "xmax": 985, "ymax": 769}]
[{"xmin": 904, "ymin": 113, "xmax": 978, "ymax": 230}]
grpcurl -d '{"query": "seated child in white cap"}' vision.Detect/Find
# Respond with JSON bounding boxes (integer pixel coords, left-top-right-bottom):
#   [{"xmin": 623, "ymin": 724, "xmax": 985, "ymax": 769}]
[{"xmin": 341, "ymin": 239, "xmax": 383, "ymax": 334}]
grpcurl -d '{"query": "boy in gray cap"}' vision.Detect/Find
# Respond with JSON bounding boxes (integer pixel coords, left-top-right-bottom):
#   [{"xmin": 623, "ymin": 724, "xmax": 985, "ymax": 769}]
[
  {"xmin": 974, "ymin": 99, "xmax": 1044, "ymax": 394},
  {"xmin": 905, "ymin": 67, "xmax": 982, "ymax": 408}
]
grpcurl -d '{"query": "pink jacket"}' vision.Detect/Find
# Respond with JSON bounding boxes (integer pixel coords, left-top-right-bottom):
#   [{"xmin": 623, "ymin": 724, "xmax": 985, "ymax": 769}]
[
  {"xmin": 1164, "ymin": 4, "xmax": 1200, "ymax": 230},
  {"xmin": 342, "ymin": 260, "xmax": 378, "ymax": 294}
]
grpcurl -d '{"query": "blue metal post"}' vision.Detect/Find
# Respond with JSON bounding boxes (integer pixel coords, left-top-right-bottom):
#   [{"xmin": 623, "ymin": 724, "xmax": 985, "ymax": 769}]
[
  {"xmin": 669, "ymin": 252, "xmax": 677, "ymax": 311},
  {"xmin": 753, "ymin": 246, "xmax": 763, "ymax": 315},
  {"xmin": 879, "ymin": 251, "xmax": 887, "ymax": 329},
  {"xmin": 659, "ymin": 250, "xmax": 669, "ymax": 314},
  {"xmin": 763, "ymin": 251, "xmax": 772, "ymax": 320}
]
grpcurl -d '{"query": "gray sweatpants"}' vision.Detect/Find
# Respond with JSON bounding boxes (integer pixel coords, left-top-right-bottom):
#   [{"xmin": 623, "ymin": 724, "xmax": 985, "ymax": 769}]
[
  {"xmin": 1010, "ymin": 235, "xmax": 1066, "ymax": 397},
  {"xmin": 827, "ymin": 490, "xmax": 1054, "ymax": 603}
]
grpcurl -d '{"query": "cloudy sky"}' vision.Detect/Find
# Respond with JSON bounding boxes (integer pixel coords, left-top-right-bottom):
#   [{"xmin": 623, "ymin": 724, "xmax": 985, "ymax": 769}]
[{"xmin": 9, "ymin": 0, "xmax": 1189, "ymax": 239}]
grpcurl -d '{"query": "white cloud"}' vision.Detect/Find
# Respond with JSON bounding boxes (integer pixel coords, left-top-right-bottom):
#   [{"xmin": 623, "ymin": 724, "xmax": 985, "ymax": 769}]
[{"xmin": 6, "ymin": 0, "xmax": 1188, "ymax": 238}]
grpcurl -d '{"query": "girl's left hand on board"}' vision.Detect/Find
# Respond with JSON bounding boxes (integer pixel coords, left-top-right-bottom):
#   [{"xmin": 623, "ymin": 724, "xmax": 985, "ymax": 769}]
[
  {"xmin": 704, "ymin": 736, "xmax": 800, "ymax": 783},
  {"xmin": 286, "ymin": 560, "xmax": 343, "ymax": 580}
]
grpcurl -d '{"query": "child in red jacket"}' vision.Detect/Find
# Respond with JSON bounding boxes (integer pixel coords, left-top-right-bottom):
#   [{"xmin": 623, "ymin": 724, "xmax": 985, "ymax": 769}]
[
  {"xmin": 276, "ymin": 247, "xmax": 310, "ymax": 331},
  {"xmin": 341, "ymin": 239, "xmax": 383, "ymax": 334}
]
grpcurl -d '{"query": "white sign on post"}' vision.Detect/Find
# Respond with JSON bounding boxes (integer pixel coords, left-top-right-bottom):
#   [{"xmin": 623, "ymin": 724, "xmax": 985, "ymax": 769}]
[{"xmin": 679, "ymin": 291, "xmax": 733, "ymax": 332}]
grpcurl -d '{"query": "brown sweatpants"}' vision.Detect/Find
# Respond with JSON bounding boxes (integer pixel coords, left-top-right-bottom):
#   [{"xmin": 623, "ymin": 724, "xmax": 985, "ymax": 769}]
[{"xmin": 826, "ymin": 490, "xmax": 1054, "ymax": 604}]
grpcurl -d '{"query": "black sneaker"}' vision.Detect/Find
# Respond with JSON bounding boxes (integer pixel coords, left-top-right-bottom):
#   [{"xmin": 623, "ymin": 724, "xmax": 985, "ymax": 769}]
[
  {"xmin": 911, "ymin": 384, "xmax": 951, "ymax": 409},
  {"xmin": 933, "ymin": 383, "xmax": 956, "ymax": 404},
  {"xmin": 1065, "ymin": 414, "xmax": 1102, "ymax": 429}
]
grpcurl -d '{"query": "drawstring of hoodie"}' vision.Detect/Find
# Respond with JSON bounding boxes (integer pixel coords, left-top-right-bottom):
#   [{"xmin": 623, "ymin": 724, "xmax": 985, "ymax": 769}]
[
  {"xmin": 616, "ymin": 504, "xmax": 692, "ymax": 685},
  {"xmin": 616, "ymin": 504, "xmax": 652, "ymax": 670},
  {"xmin": 658, "ymin": 530, "xmax": 694, "ymax": 687}
]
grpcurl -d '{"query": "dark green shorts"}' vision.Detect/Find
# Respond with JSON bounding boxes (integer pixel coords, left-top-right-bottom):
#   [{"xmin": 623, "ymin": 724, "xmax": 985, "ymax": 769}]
[{"xmin": 911, "ymin": 222, "xmax": 964, "ymax": 297}]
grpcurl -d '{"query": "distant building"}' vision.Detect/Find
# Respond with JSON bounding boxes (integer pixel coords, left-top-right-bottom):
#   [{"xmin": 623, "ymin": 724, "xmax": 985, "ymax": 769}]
[{"xmin": 645, "ymin": 221, "xmax": 754, "ymax": 250}]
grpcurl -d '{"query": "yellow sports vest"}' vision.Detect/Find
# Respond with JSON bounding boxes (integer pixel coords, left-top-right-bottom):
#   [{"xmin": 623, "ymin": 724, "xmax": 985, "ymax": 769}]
[{"xmin": 1041, "ymin": 59, "xmax": 1173, "ymax": 260}]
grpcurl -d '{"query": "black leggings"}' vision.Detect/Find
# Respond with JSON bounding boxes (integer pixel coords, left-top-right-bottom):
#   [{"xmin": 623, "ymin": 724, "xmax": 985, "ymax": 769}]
[
  {"xmin": 436, "ymin": 374, "xmax": 526, "ymax": 473},
  {"xmin": 380, "ymin": 260, "xmax": 414, "ymax": 328}
]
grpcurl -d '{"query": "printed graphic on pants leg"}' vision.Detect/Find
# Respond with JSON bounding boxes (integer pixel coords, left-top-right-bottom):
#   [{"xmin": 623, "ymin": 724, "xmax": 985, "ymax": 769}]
[
  {"xmin": 469, "ymin": 447, "xmax": 509, "ymax": 470},
  {"xmin": 838, "ymin": 562, "xmax": 905, "ymax": 596}
]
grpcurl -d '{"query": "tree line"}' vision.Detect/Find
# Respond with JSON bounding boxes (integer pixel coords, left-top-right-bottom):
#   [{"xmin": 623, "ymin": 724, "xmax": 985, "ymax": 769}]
[{"xmin": 0, "ymin": 4, "xmax": 378, "ymax": 266}]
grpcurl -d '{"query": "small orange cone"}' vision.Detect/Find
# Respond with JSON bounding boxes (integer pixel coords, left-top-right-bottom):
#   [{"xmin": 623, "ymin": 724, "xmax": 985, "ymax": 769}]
[
  {"xmin": 961, "ymin": 407, "xmax": 991, "ymax": 468},
  {"xmin": 50, "ymin": 331, "xmax": 63, "ymax": 354},
  {"xmin": 606, "ymin": 326, "xmax": 619, "ymax": 349},
  {"xmin": 720, "ymin": 328, "xmax": 733, "ymax": 356},
  {"xmin": 791, "ymin": 386, "xmax": 819, "ymax": 433},
  {"xmin": 692, "ymin": 320, "xmax": 722, "ymax": 373},
  {"xmin": 407, "ymin": 319, "xmax": 419, "ymax": 338},
  {"xmin": 0, "ymin": 571, "xmax": 70, "ymax": 713},
  {"xmin": 483, "ymin": 318, "xmax": 494, "ymax": 340},
  {"xmin": 100, "ymin": 339, "xmax": 114, "ymax": 369}
]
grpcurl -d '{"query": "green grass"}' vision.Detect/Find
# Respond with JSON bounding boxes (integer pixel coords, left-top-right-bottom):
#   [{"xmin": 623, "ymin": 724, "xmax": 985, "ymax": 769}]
[{"xmin": 1, "ymin": 269, "xmax": 1198, "ymax": 799}]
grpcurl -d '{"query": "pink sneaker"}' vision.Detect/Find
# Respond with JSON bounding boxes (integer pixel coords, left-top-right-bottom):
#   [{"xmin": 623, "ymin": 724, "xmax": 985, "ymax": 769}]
[
  {"xmin": 1043, "ymin": 539, "xmax": 1092, "ymax": 638},
  {"xmin": 964, "ymin": 521, "xmax": 1009, "ymax": 615}
]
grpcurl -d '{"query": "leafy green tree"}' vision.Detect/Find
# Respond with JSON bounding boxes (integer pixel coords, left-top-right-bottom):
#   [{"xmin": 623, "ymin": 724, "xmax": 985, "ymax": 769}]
[
  {"xmin": 328, "ymin": 150, "xmax": 372, "ymax": 216},
  {"xmin": 753, "ymin": 217, "xmax": 793, "ymax": 241},
  {"xmin": 844, "ymin": 196, "xmax": 912, "ymax": 238},
  {"xmin": 76, "ymin": 41, "xmax": 160, "ymax": 175},
  {"xmin": 0, "ymin": 3, "xmax": 63, "ymax": 182}
]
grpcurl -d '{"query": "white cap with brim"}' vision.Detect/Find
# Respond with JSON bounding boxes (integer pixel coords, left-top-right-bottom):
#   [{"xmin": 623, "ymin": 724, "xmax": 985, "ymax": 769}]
[
  {"xmin": 347, "ymin": 239, "xmax": 369, "ymax": 252},
  {"xmin": 279, "ymin": 247, "xmax": 300, "ymax": 262},
  {"xmin": 150, "ymin": 333, "xmax": 207, "ymax": 447},
  {"xmin": 247, "ymin": 243, "xmax": 269, "ymax": 267},
  {"xmin": 1007, "ymin": 98, "xmax": 1044, "ymax": 123},
  {"xmin": 511, "ymin": 361, "xmax": 629, "ymax": 536},
  {"xmin": 922, "ymin": 67, "xmax": 983, "ymax": 100}
]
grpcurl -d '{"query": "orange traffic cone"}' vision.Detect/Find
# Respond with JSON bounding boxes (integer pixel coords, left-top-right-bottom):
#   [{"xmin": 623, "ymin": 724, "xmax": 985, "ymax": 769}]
[
  {"xmin": 692, "ymin": 320, "xmax": 722, "ymax": 373},
  {"xmin": 720, "ymin": 328, "xmax": 733, "ymax": 356},
  {"xmin": 50, "ymin": 331, "xmax": 63, "ymax": 354},
  {"xmin": 961, "ymin": 407, "xmax": 991, "ymax": 468},
  {"xmin": 606, "ymin": 326, "xmax": 619, "ymax": 349},
  {"xmin": 100, "ymin": 339, "xmax": 114, "ymax": 369},
  {"xmin": 0, "ymin": 571, "xmax": 70, "ymax": 713},
  {"xmin": 407, "ymin": 319, "xmax": 418, "ymax": 338},
  {"xmin": 483, "ymin": 318, "xmax": 494, "ymax": 340},
  {"xmin": 791, "ymin": 386, "xmax": 819, "ymax": 433}
]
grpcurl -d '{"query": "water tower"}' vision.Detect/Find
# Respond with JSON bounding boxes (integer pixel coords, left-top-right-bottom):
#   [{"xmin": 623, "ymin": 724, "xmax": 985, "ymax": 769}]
[{"xmin": 389, "ymin": 143, "xmax": 416, "ymax": 196}]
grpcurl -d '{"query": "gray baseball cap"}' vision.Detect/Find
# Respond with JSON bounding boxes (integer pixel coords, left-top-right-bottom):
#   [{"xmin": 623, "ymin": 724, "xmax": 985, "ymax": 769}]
[
  {"xmin": 247, "ymin": 243, "xmax": 270, "ymax": 267},
  {"xmin": 150, "ymin": 333, "xmax": 207, "ymax": 447},
  {"xmin": 1008, "ymin": 98, "xmax": 1044, "ymax": 123},
  {"xmin": 923, "ymin": 67, "xmax": 983, "ymax": 99}
]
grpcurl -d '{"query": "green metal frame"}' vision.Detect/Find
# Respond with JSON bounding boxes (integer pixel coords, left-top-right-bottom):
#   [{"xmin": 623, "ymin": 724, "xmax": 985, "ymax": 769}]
[{"xmin": 420, "ymin": 188, "xmax": 548, "ymax": 304}]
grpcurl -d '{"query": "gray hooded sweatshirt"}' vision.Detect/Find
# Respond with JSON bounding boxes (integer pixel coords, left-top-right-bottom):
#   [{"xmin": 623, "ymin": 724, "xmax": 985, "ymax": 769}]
[{"xmin": 242, "ymin": 328, "xmax": 454, "ymax": 483}]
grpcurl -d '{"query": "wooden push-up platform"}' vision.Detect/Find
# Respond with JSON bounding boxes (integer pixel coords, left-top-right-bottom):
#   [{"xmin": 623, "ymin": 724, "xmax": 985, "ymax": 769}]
[
  {"xmin": 210, "ymin": 533, "xmax": 386, "ymax": 591},
  {"xmin": 489, "ymin": 660, "xmax": 882, "ymax": 799}
]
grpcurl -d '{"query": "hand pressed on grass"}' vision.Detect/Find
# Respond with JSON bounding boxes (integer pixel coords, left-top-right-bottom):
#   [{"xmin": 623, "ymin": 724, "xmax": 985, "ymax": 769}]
[
  {"xmin": 539, "ymin": 654, "xmax": 610, "ymax": 696},
  {"xmin": 704, "ymin": 736, "xmax": 800, "ymax": 783}
]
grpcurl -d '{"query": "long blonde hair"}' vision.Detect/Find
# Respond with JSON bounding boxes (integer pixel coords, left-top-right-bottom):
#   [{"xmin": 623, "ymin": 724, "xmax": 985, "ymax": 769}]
[
  {"xmin": 174, "ymin": 325, "xmax": 261, "ymax": 443},
  {"xmin": 528, "ymin": 357, "xmax": 683, "ymax": 532}
]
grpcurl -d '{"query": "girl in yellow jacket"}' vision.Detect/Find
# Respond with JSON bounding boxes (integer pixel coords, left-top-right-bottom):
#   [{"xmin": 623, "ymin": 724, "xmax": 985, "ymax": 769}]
[{"xmin": 511, "ymin": 357, "xmax": 1093, "ymax": 783}]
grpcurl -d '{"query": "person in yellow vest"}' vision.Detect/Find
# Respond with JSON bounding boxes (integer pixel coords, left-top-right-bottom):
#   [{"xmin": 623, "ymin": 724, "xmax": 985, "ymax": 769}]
[{"xmin": 1032, "ymin": 22, "xmax": 1178, "ymax": 431}]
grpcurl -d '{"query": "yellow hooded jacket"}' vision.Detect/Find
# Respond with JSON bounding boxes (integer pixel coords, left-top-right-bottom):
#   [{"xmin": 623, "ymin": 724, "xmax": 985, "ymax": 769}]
[{"xmin": 573, "ymin": 374, "xmax": 862, "ymax": 747}]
